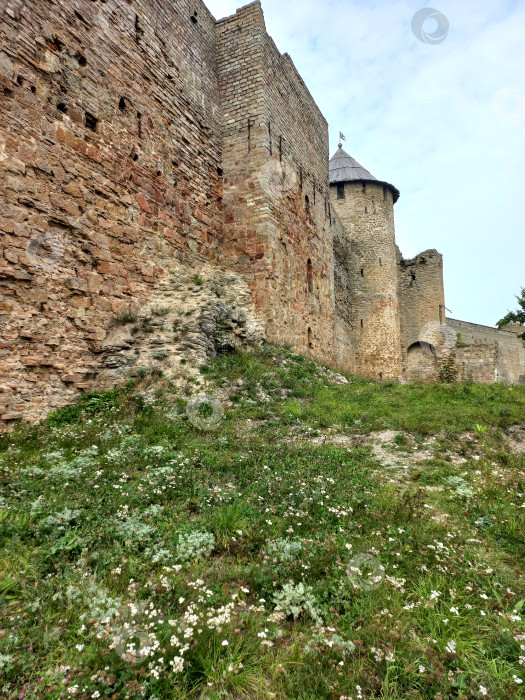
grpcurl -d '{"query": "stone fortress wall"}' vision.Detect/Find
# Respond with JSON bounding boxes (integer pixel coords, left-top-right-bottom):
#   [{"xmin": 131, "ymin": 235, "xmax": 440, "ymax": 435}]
[
  {"xmin": 398, "ymin": 248, "xmax": 446, "ymax": 382},
  {"xmin": 0, "ymin": 0, "xmax": 523, "ymax": 427},
  {"xmin": 331, "ymin": 180, "xmax": 402, "ymax": 380},
  {"xmin": 0, "ymin": 0, "xmax": 229, "ymax": 425},
  {"xmin": 216, "ymin": 2, "xmax": 338, "ymax": 366},
  {"xmin": 447, "ymin": 319, "xmax": 525, "ymax": 385}
]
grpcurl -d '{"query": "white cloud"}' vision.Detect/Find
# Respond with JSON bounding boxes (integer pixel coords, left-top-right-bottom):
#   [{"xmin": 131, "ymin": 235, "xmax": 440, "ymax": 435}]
[{"xmin": 205, "ymin": 0, "xmax": 525, "ymax": 326}]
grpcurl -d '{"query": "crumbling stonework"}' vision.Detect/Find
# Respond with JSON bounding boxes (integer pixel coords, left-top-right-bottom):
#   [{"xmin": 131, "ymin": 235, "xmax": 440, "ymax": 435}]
[
  {"xmin": 0, "ymin": 0, "xmax": 523, "ymax": 428},
  {"xmin": 98, "ymin": 261, "xmax": 262, "ymax": 393}
]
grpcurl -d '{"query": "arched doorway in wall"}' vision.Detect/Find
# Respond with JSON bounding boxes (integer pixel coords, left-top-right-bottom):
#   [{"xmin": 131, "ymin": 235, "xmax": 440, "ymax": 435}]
[{"xmin": 406, "ymin": 341, "xmax": 438, "ymax": 382}]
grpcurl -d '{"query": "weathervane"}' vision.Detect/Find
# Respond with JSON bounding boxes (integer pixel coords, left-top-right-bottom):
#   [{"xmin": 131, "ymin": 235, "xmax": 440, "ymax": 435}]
[{"xmin": 338, "ymin": 132, "xmax": 346, "ymax": 148}]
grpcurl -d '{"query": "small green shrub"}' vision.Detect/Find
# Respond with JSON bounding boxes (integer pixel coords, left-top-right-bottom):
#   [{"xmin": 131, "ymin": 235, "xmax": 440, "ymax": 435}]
[
  {"xmin": 445, "ymin": 475, "xmax": 474, "ymax": 499},
  {"xmin": 273, "ymin": 581, "xmax": 322, "ymax": 624},
  {"xmin": 47, "ymin": 389, "xmax": 122, "ymax": 426},
  {"xmin": 438, "ymin": 353, "xmax": 458, "ymax": 383},
  {"xmin": 176, "ymin": 530, "xmax": 215, "ymax": 562},
  {"xmin": 456, "ymin": 332, "xmax": 469, "ymax": 348},
  {"xmin": 116, "ymin": 309, "xmax": 138, "ymax": 325},
  {"xmin": 150, "ymin": 350, "xmax": 167, "ymax": 360},
  {"xmin": 265, "ymin": 537, "xmax": 303, "ymax": 562},
  {"xmin": 150, "ymin": 305, "xmax": 170, "ymax": 317}
]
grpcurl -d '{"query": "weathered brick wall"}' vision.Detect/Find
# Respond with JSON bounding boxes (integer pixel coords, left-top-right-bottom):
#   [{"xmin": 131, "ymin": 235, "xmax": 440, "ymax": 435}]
[
  {"xmin": 0, "ymin": 0, "xmax": 224, "ymax": 425},
  {"xmin": 330, "ymin": 180, "xmax": 402, "ymax": 379},
  {"xmin": 447, "ymin": 318, "xmax": 525, "ymax": 384},
  {"xmin": 216, "ymin": 1, "xmax": 337, "ymax": 363}
]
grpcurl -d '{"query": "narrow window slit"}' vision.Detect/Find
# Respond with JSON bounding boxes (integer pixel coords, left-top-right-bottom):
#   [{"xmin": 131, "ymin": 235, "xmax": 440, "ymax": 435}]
[
  {"xmin": 135, "ymin": 15, "xmax": 144, "ymax": 44},
  {"xmin": 307, "ymin": 259, "xmax": 313, "ymax": 293},
  {"xmin": 85, "ymin": 112, "xmax": 98, "ymax": 131}
]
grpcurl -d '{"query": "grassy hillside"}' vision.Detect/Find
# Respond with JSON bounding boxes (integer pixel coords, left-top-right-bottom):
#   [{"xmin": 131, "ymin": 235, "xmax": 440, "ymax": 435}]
[{"xmin": 1, "ymin": 345, "xmax": 524, "ymax": 699}]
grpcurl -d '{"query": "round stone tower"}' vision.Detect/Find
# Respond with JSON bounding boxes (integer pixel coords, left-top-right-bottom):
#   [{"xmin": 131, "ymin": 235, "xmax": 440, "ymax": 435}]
[{"xmin": 329, "ymin": 144, "xmax": 402, "ymax": 379}]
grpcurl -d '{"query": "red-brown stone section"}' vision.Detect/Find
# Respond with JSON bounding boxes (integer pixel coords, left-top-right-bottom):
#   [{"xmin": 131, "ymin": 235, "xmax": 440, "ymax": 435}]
[{"xmin": 0, "ymin": 0, "xmax": 223, "ymax": 426}]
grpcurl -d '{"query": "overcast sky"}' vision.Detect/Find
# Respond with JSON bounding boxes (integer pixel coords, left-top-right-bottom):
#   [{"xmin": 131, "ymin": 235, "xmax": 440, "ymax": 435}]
[{"xmin": 205, "ymin": 0, "xmax": 525, "ymax": 328}]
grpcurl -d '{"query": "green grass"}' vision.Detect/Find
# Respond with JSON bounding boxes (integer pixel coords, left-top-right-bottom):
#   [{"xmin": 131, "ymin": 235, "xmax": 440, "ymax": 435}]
[{"xmin": 0, "ymin": 345, "xmax": 524, "ymax": 699}]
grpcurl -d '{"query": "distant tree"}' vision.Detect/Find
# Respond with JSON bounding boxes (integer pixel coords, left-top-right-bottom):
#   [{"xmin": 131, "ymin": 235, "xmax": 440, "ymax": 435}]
[{"xmin": 497, "ymin": 287, "xmax": 525, "ymax": 341}]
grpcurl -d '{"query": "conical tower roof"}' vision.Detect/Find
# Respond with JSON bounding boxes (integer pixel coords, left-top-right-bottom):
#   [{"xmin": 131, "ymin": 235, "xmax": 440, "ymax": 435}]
[{"xmin": 329, "ymin": 144, "xmax": 400, "ymax": 203}]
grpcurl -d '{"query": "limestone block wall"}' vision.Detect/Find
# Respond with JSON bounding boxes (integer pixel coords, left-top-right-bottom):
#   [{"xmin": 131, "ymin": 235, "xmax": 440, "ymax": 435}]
[
  {"xmin": 404, "ymin": 344, "xmax": 438, "ymax": 383},
  {"xmin": 216, "ymin": 1, "xmax": 337, "ymax": 365},
  {"xmin": 398, "ymin": 248, "xmax": 445, "ymax": 381},
  {"xmin": 332, "ymin": 216, "xmax": 357, "ymax": 374},
  {"xmin": 330, "ymin": 180, "xmax": 401, "ymax": 379},
  {"xmin": 0, "ymin": 0, "xmax": 224, "ymax": 426},
  {"xmin": 447, "ymin": 318, "xmax": 525, "ymax": 384},
  {"xmin": 398, "ymin": 249, "xmax": 445, "ymax": 351}
]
